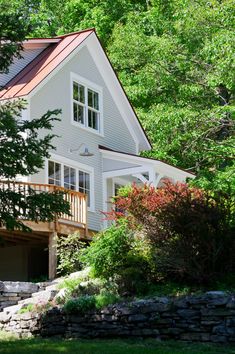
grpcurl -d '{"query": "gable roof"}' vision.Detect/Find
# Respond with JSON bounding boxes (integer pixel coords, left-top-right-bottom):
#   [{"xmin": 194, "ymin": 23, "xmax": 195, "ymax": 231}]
[{"xmin": 0, "ymin": 29, "xmax": 151, "ymax": 151}]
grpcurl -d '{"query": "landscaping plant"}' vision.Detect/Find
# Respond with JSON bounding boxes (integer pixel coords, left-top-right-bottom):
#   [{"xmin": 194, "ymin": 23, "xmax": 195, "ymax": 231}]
[{"xmin": 111, "ymin": 181, "xmax": 235, "ymax": 285}]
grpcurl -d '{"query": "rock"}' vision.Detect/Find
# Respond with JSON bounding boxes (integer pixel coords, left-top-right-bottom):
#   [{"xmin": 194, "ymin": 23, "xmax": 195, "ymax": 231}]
[
  {"xmin": 128, "ymin": 314, "xmax": 148, "ymax": 322},
  {"xmin": 0, "ymin": 282, "xmax": 4, "ymax": 292},
  {"xmin": 177, "ymin": 309, "xmax": 199, "ymax": 319},
  {"xmin": 3, "ymin": 282, "xmax": 39, "ymax": 294}
]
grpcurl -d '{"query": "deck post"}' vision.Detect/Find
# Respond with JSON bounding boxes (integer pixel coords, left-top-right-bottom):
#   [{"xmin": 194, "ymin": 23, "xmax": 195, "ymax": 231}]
[{"xmin": 48, "ymin": 232, "xmax": 57, "ymax": 280}]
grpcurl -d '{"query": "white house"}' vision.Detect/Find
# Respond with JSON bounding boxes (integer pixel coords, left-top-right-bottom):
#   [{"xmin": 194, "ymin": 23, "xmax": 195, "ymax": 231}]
[{"xmin": 0, "ymin": 29, "xmax": 194, "ymax": 281}]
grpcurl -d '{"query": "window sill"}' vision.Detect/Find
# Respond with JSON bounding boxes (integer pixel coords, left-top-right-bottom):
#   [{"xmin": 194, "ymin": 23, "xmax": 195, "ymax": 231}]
[{"xmin": 71, "ymin": 120, "xmax": 104, "ymax": 137}]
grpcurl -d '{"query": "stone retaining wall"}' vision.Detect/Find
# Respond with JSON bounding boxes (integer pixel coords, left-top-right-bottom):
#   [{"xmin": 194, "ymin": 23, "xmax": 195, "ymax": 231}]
[
  {"xmin": 0, "ymin": 281, "xmax": 39, "ymax": 311},
  {"xmin": 0, "ymin": 292, "xmax": 235, "ymax": 343}
]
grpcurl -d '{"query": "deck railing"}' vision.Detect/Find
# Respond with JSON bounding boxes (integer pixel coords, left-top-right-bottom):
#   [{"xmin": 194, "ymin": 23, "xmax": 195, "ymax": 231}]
[{"xmin": 0, "ymin": 180, "xmax": 87, "ymax": 230}]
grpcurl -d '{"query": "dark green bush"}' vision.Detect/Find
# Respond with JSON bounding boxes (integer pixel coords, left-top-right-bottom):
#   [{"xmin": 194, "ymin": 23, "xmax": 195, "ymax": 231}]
[{"xmin": 63, "ymin": 295, "xmax": 96, "ymax": 314}]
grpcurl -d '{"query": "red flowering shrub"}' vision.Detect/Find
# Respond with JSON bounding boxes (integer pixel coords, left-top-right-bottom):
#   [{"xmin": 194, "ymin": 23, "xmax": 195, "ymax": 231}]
[{"xmin": 111, "ymin": 180, "xmax": 235, "ymax": 285}]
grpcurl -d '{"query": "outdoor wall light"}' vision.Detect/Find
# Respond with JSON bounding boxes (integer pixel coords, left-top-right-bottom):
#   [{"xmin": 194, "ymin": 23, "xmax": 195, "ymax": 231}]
[{"xmin": 69, "ymin": 143, "xmax": 94, "ymax": 157}]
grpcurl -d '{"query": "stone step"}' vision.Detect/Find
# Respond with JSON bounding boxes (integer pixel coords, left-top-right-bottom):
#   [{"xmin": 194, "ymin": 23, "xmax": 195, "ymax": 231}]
[
  {"xmin": 3, "ymin": 303, "xmax": 23, "ymax": 315},
  {"xmin": 18, "ymin": 289, "xmax": 58, "ymax": 305}
]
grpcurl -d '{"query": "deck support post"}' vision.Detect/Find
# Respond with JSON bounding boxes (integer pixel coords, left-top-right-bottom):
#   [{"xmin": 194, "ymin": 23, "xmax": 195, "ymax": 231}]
[{"xmin": 48, "ymin": 232, "xmax": 57, "ymax": 280}]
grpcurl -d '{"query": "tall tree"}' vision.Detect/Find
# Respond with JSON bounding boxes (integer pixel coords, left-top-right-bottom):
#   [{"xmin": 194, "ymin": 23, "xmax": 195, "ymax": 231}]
[
  {"xmin": 108, "ymin": 0, "xmax": 235, "ymax": 192},
  {"xmin": 0, "ymin": 1, "xmax": 70, "ymax": 231}
]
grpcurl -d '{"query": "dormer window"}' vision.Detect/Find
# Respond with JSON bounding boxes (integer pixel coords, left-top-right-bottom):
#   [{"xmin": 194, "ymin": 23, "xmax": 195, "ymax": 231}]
[{"xmin": 72, "ymin": 74, "xmax": 102, "ymax": 134}]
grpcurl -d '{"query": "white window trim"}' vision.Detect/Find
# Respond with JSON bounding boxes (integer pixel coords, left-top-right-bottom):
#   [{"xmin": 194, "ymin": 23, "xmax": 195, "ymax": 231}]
[
  {"xmin": 45, "ymin": 153, "xmax": 95, "ymax": 212},
  {"xmin": 70, "ymin": 72, "xmax": 104, "ymax": 136}
]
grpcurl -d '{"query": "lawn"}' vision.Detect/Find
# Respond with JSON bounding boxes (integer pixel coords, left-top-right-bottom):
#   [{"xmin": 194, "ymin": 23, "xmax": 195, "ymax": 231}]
[{"xmin": 0, "ymin": 336, "xmax": 235, "ymax": 354}]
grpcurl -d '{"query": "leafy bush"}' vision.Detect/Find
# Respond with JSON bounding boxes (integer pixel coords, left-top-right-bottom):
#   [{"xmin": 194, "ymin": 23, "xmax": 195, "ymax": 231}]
[
  {"xmin": 112, "ymin": 181, "xmax": 235, "ymax": 285},
  {"xmin": 80, "ymin": 220, "xmax": 133, "ymax": 279},
  {"xmin": 95, "ymin": 292, "xmax": 121, "ymax": 309},
  {"xmin": 80, "ymin": 220, "xmax": 153, "ymax": 294},
  {"xmin": 63, "ymin": 295, "xmax": 96, "ymax": 314},
  {"xmin": 57, "ymin": 232, "xmax": 86, "ymax": 275}
]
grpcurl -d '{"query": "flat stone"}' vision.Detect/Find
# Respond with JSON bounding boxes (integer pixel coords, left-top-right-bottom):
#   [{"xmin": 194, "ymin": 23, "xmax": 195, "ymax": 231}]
[
  {"xmin": 3, "ymin": 282, "xmax": 39, "ymax": 294},
  {"xmin": 210, "ymin": 335, "xmax": 228, "ymax": 343},
  {"xmin": 177, "ymin": 309, "xmax": 199, "ymax": 318},
  {"xmin": 128, "ymin": 314, "xmax": 148, "ymax": 322}
]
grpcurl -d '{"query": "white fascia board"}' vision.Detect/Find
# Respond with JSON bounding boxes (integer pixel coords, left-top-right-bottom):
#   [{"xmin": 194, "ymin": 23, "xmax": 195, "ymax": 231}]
[
  {"xmin": 24, "ymin": 39, "xmax": 60, "ymax": 44},
  {"xmin": 86, "ymin": 33, "xmax": 151, "ymax": 153},
  {"xmin": 100, "ymin": 148, "xmax": 195, "ymax": 180},
  {"xmin": 103, "ymin": 166, "xmax": 150, "ymax": 179}
]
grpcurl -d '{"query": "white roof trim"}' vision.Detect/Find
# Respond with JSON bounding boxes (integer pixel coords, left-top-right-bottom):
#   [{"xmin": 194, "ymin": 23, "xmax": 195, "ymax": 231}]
[{"xmin": 23, "ymin": 39, "xmax": 60, "ymax": 44}]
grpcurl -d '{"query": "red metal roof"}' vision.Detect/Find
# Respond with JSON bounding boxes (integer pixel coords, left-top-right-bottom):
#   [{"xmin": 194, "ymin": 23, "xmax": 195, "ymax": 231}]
[{"xmin": 0, "ymin": 29, "xmax": 94, "ymax": 100}]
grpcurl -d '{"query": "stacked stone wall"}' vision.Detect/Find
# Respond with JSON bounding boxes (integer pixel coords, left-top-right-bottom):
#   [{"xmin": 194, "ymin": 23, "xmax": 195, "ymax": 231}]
[
  {"xmin": 0, "ymin": 281, "xmax": 39, "ymax": 311},
  {"xmin": 1, "ymin": 292, "xmax": 235, "ymax": 343}
]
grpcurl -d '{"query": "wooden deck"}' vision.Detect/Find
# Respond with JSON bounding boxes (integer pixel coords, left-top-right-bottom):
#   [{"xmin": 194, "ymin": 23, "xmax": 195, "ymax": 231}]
[
  {"xmin": 0, "ymin": 181, "xmax": 89, "ymax": 279},
  {"xmin": 0, "ymin": 181, "xmax": 88, "ymax": 236}
]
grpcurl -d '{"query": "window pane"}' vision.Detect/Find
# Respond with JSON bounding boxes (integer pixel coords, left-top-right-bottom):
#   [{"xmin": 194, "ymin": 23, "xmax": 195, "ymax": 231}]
[
  {"xmin": 73, "ymin": 102, "xmax": 78, "ymax": 121},
  {"xmin": 94, "ymin": 91, "xmax": 99, "ymax": 110},
  {"xmin": 77, "ymin": 105, "xmax": 84, "ymax": 124},
  {"xmin": 70, "ymin": 168, "xmax": 76, "ymax": 186},
  {"xmin": 88, "ymin": 89, "xmax": 99, "ymax": 110},
  {"xmin": 48, "ymin": 161, "xmax": 54, "ymax": 180},
  {"xmin": 73, "ymin": 103, "xmax": 84, "ymax": 124},
  {"xmin": 88, "ymin": 109, "xmax": 98, "ymax": 130},
  {"xmin": 55, "ymin": 163, "xmax": 61, "ymax": 181},
  {"xmin": 78, "ymin": 170, "xmax": 90, "ymax": 207},
  {"xmin": 88, "ymin": 89, "xmax": 93, "ymax": 107},
  {"xmin": 84, "ymin": 172, "xmax": 90, "ymax": 190},
  {"xmin": 79, "ymin": 171, "xmax": 84, "ymax": 189},
  {"xmin": 73, "ymin": 82, "xmax": 78, "ymax": 101},
  {"xmin": 64, "ymin": 166, "xmax": 70, "ymax": 185},
  {"xmin": 78, "ymin": 84, "xmax": 85, "ymax": 103},
  {"xmin": 73, "ymin": 82, "xmax": 85, "ymax": 103}
]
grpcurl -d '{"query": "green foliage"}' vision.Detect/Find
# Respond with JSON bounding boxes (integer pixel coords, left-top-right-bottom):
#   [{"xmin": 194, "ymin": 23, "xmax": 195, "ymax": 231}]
[
  {"xmin": 57, "ymin": 232, "xmax": 86, "ymax": 275},
  {"xmin": 0, "ymin": 0, "xmax": 32, "ymax": 74},
  {"xmin": 63, "ymin": 291, "xmax": 121, "ymax": 314},
  {"xmin": 63, "ymin": 295, "xmax": 96, "ymax": 314},
  {"xmin": 94, "ymin": 292, "xmax": 121, "ymax": 310},
  {"xmin": 18, "ymin": 303, "xmax": 34, "ymax": 314},
  {"xmin": 80, "ymin": 220, "xmax": 154, "ymax": 294},
  {"xmin": 81, "ymin": 220, "xmax": 134, "ymax": 279}
]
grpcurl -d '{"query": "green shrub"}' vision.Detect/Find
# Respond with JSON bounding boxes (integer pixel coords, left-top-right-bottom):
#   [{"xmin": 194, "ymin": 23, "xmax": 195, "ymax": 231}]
[
  {"xmin": 80, "ymin": 219, "xmax": 153, "ymax": 294},
  {"xmin": 57, "ymin": 232, "xmax": 86, "ymax": 275},
  {"xmin": 63, "ymin": 295, "xmax": 96, "ymax": 314},
  {"xmin": 80, "ymin": 219, "xmax": 134, "ymax": 279},
  {"xmin": 95, "ymin": 292, "xmax": 121, "ymax": 309}
]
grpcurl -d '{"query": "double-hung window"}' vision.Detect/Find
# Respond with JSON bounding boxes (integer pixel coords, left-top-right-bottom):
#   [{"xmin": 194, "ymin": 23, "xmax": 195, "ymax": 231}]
[{"xmin": 72, "ymin": 75, "xmax": 102, "ymax": 133}]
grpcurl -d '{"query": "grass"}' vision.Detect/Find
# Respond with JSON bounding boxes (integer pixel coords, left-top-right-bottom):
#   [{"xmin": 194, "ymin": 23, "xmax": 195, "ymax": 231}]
[{"xmin": 0, "ymin": 334, "xmax": 235, "ymax": 354}]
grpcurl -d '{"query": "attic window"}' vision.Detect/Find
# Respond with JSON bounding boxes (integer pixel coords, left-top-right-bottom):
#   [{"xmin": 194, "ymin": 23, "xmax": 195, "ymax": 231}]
[{"xmin": 73, "ymin": 80, "xmax": 101, "ymax": 132}]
